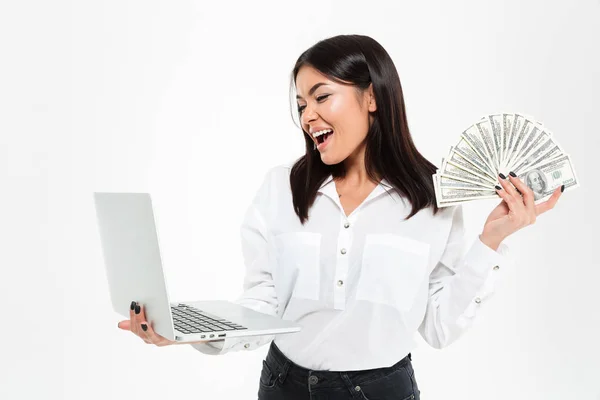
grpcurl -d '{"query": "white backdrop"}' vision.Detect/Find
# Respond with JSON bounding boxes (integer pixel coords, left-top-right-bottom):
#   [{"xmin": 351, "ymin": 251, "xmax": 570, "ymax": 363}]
[{"xmin": 1, "ymin": 0, "xmax": 598, "ymax": 399}]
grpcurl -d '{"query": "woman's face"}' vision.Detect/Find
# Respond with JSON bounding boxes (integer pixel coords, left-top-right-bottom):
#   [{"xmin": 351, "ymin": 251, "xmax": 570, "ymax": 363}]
[{"xmin": 295, "ymin": 65, "xmax": 376, "ymax": 165}]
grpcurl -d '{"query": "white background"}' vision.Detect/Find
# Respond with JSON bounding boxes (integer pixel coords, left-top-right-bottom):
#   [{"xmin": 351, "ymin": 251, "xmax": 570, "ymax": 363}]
[{"xmin": 1, "ymin": 0, "xmax": 598, "ymax": 399}]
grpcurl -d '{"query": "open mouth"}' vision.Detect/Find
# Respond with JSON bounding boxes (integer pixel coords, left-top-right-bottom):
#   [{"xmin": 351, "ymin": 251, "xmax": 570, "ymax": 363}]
[
  {"xmin": 316, "ymin": 130, "xmax": 334, "ymax": 144},
  {"xmin": 313, "ymin": 129, "xmax": 333, "ymax": 144}
]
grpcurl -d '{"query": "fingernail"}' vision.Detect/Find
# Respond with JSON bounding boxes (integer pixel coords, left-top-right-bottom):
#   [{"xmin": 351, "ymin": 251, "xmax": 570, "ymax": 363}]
[
  {"xmin": 499, "ymin": 173, "xmax": 506, "ymax": 179},
  {"xmin": 135, "ymin": 305, "xmax": 141, "ymax": 314},
  {"xmin": 141, "ymin": 324, "xmax": 147, "ymax": 331},
  {"xmin": 561, "ymin": 185, "xmax": 565, "ymax": 193},
  {"xmin": 509, "ymin": 171, "xmax": 516, "ymax": 178},
  {"xmin": 117, "ymin": 322, "xmax": 121, "ymax": 328},
  {"xmin": 495, "ymin": 185, "xmax": 502, "ymax": 190},
  {"xmin": 130, "ymin": 301, "xmax": 136, "ymax": 311}
]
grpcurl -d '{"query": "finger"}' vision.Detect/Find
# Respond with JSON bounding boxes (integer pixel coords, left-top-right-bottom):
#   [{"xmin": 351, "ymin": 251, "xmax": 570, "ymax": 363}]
[
  {"xmin": 535, "ymin": 185, "xmax": 564, "ymax": 215},
  {"xmin": 136, "ymin": 303, "xmax": 152, "ymax": 343},
  {"xmin": 132, "ymin": 301, "xmax": 142, "ymax": 337},
  {"xmin": 129, "ymin": 301, "xmax": 137, "ymax": 334},
  {"xmin": 117, "ymin": 320, "xmax": 131, "ymax": 330},
  {"xmin": 142, "ymin": 320, "xmax": 173, "ymax": 347},
  {"xmin": 498, "ymin": 173, "xmax": 521, "ymax": 201},
  {"xmin": 137, "ymin": 305, "xmax": 168, "ymax": 346},
  {"xmin": 507, "ymin": 171, "xmax": 535, "ymax": 218},
  {"xmin": 495, "ymin": 183, "xmax": 517, "ymax": 211}
]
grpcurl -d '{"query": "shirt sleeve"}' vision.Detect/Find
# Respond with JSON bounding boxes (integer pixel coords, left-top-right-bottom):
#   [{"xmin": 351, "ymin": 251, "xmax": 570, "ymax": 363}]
[
  {"xmin": 418, "ymin": 205, "xmax": 514, "ymax": 349},
  {"xmin": 190, "ymin": 169, "xmax": 280, "ymax": 355}
]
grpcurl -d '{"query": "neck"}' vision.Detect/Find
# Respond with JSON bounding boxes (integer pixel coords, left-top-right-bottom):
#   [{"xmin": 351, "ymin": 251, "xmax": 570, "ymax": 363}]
[{"xmin": 338, "ymin": 143, "xmax": 379, "ymax": 187}]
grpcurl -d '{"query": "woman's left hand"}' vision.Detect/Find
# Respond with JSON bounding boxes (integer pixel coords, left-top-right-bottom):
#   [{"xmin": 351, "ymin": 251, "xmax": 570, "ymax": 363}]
[{"xmin": 479, "ymin": 172, "xmax": 564, "ymax": 250}]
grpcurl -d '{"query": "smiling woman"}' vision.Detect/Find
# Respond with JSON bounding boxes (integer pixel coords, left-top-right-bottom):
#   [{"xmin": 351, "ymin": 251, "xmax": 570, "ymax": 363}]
[
  {"xmin": 118, "ymin": 34, "xmax": 555, "ymax": 400},
  {"xmin": 288, "ymin": 35, "xmax": 440, "ymax": 224}
]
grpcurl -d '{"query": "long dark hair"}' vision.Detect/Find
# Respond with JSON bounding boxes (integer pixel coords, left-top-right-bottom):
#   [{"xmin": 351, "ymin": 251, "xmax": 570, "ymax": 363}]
[{"xmin": 288, "ymin": 34, "xmax": 440, "ymax": 224}]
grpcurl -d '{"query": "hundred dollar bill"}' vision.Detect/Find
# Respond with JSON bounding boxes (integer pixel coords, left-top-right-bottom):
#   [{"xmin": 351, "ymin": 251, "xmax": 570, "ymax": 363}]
[
  {"xmin": 504, "ymin": 122, "xmax": 545, "ymax": 172},
  {"xmin": 502, "ymin": 115, "xmax": 539, "ymax": 173},
  {"xmin": 517, "ymin": 154, "xmax": 580, "ymax": 203},
  {"xmin": 437, "ymin": 173, "xmax": 495, "ymax": 190},
  {"xmin": 453, "ymin": 137, "xmax": 496, "ymax": 180},
  {"xmin": 437, "ymin": 185, "xmax": 499, "ymax": 204},
  {"xmin": 501, "ymin": 117, "xmax": 543, "ymax": 175},
  {"xmin": 483, "ymin": 113, "xmax": 503, "ymax": 172},
  {"xmin": 509, "ymin": 128, "xmax": 552, "ymax": 172},
  {"xmin": 511, "ymin": 132, "xmax": 562, "ymax": 174},
  {"xmin": 441, "ymin": 156, "xmax": 497, "ymax": 188},
  {"xmin": 500, "ymin": 113, "xmax": 514, "ymax": 167},
  {"xmin": 432, "ymin": 174, "xmax": 492, "ymax": 208},
  {"xmin": 443, "ymin": 148, "xmax": 497, "ymax": 185},
  {"xmin": 461, "ymin": 126, "xmax": 496, "ymax": 177},
  {"xmin": 504, "ymin": 113, "xmax": 526, "ymax": 170},
  {"xmin": 514, "ymin": 135, "xmax": 564, "ymax": 175},
  {"xmin": 474, "ymin": 118, "xmax": 499, "ymax": 172}
]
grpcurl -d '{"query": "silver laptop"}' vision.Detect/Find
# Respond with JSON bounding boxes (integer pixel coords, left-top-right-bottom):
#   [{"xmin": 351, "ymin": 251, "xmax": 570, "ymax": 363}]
[{"xmin": 93, "ymin": 192, "xmax": 301, "ymax": 343}]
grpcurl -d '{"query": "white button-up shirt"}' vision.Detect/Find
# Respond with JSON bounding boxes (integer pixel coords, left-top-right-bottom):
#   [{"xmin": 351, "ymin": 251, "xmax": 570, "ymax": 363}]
[{"xmin": 192, "ymin": 163, "xmax": 511, "ymax": 371}]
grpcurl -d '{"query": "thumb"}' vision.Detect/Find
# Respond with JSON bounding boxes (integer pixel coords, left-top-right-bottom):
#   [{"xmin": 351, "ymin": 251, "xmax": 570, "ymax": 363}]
[{"xmin": 117, "ymin": 320, "xmax": 131, "ymax": 330}]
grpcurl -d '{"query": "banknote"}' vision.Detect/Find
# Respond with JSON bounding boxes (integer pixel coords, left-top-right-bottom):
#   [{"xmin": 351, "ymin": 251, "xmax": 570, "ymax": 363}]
[
  {"xmin": 503, "ymin": 122, "xmax": 545, "ymax": 173},
  {"xmin": 434, "ymin": 112, "xmax": 580, "ymax": 207},
  {"xmin": 453, "ymin": 137, "xmax": 497, "ymax": 180},
  {"xmin": 502, "ymin": 115, "xmax": 541, "ymax": 173},
  {"xmin": 517, "ymin": 154, "xmax": 580, "ymax": 203},
  {"xmin": 442, "ymin": 149, "xmax": 497, "ymax": 186},
  {"xmin": 483, "ymin": 113, "xmax": 503, "ymax": 170},
  {"xmin": 436, "ymin": 173, "xmax": 495, "ymax": 190},
  {"xmin": 511, "ymin": 132, "xmax": 563, "ymax": 174},
  {"xmin": 461, "ymin": 124, "xmax": 496, "ymax": 176},
  {"xmin": 432, "ymin": 174, "xmax": 497, "ymax": 208},
  {"xmin": 500, "ymin": 113, "xmax": 514, "ymax": 167}
]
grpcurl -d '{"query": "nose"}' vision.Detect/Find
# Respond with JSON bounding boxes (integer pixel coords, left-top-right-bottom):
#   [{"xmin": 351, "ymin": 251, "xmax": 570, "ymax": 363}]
[{"xmin": 300, "ymin": 103, "xmax": 318, "ymax": 127}]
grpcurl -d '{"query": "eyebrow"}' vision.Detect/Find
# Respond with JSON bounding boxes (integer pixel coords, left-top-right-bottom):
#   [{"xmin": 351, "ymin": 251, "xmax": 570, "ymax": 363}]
[{"xmin": 296, "ymin": 82, "xmax": 329, "ymax": 100}]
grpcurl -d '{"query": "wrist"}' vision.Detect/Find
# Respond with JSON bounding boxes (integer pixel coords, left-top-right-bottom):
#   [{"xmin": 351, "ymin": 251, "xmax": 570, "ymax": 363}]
[{"xmin": 479, "ymin": 233, "xmax": 503, "ymax": 251}]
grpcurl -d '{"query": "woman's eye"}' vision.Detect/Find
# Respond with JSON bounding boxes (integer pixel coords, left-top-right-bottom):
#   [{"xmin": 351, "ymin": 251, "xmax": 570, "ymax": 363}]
[{"xmin": 297, "ymin": 95, "xmax": 330, "ymax": 114}]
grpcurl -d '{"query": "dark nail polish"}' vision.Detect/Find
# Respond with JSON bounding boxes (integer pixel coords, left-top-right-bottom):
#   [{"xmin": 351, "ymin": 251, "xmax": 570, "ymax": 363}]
[
  {"xmin": 499, "ymin": 173, "xmax": 506, "ymax": 179},
  {"xmin": 561, "ymin": 185, "xmax": 565, "ymax": 193},
  {"xmin": 135, "ymin": 305, "xmax": 140, "ymax": 314},
  {"xmin": 509, "ymin": 171, "xmax": 517, "ymax": 177},
  {"xmin": 495, "ymin": 185, "xmax": 502, "ymax": 190},
  {"xmin": 141, "ymin": 324, "xmax": 147, "ymax": 332},
  {"xmin": 130, "ymin": 301, "xmax": 136, "ymax": 311}
]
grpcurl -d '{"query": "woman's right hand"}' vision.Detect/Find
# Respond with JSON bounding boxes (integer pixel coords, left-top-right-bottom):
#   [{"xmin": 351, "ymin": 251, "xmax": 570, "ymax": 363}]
[{"xmin": 117, "ymin": 301, "xmax": 213, "ymax": 346}]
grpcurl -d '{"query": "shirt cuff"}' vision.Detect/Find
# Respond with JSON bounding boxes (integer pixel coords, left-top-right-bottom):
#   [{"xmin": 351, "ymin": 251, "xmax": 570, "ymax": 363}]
[
  {"xmin": 190, "ymin": 339, "xmax": 227, "ymax": 355},
  {"xmin": 461, "ymin": 236, "xmax": 511, "ymax": 280},
  {"xmin": 190, "ymin": 335, "xmax": 261, "ymax": 355}
]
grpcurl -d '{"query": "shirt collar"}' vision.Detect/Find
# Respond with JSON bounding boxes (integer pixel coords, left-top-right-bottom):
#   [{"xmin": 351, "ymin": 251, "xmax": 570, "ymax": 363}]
[{"xmin": 317, "ymin": 175, "xmax": 394, "ymax": 200}]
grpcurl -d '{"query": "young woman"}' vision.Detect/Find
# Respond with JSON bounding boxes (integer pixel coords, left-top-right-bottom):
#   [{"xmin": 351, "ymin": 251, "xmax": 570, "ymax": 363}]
[{"xmin": 120, "ymin": 35, "xmax": 563, "ymax": 399}]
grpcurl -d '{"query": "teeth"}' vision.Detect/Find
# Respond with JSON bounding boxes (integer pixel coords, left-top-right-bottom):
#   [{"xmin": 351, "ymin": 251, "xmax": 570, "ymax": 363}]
[{"xmin": 312, "ymin": 129, "xmax": 333, "ymax": 138}]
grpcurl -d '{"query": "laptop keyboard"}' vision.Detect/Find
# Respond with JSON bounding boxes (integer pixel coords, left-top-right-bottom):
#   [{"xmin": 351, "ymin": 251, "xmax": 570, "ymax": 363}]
[{"xmin": 171, "ymin": 304, "xmax": 248, "ymax": 335}]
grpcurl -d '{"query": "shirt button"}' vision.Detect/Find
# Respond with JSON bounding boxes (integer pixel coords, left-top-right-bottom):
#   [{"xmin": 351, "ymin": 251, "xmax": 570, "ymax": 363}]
[
  {"xmin": 474, "ymin": 297, "xmax": 481, "ymax": 304},
  {"xmin": 355, "ymin": 386, "xmax": 361, "ymax": 392},
  {"xmin": 344, "ymin": 222, "xmax": 350, "ymax": 228},
  {"xmin": 244, "ymin": 343, "xmax": 250, "ymax": 349},
  {"xmin": 337, "ymin": 280, "xmax": 344, "ymax": 286},
  {"xmin": 493, "ymin": 265, "xmax": 499, "ymax": 270},
  {"xmin": 309, "ymin": 375, "xmax": 318, "ymax": 385},
  {"xmin": 340, "ymin": 248, "xmax": 347, "ymax": 255}
]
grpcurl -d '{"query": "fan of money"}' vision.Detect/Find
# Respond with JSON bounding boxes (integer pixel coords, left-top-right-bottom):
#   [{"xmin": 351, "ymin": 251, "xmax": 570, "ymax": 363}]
[{"xmin": 433, "ymin": 113, "xmax": 580, "ymax": 208}]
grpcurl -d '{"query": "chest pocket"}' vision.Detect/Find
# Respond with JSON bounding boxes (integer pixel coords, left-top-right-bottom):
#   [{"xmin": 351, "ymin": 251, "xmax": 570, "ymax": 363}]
[
  {"xmin": 356, "ymin": 234, "xmax": 430, "ymax": 312},
  {"xmin": 273, "ymin": 232, "xmax": 321, "ymax": 301}
]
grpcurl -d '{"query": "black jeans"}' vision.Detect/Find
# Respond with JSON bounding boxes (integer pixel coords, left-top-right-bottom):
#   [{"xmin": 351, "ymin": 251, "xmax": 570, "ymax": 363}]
[{"xmin": 258, "ymin": 341, "xmax": 420, "ymax": 400}]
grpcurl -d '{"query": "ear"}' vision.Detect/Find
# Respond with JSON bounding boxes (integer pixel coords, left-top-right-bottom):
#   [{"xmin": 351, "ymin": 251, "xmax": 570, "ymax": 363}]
[{"xmin": 367, "ymin": 83, "xmax": 376, "ymax": 112}]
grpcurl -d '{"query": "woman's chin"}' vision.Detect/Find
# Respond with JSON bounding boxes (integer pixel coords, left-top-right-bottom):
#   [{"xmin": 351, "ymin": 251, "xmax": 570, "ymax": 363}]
[{"xmin": 319, "ymin": 152, "xmax": 341, "ymax": 165}]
